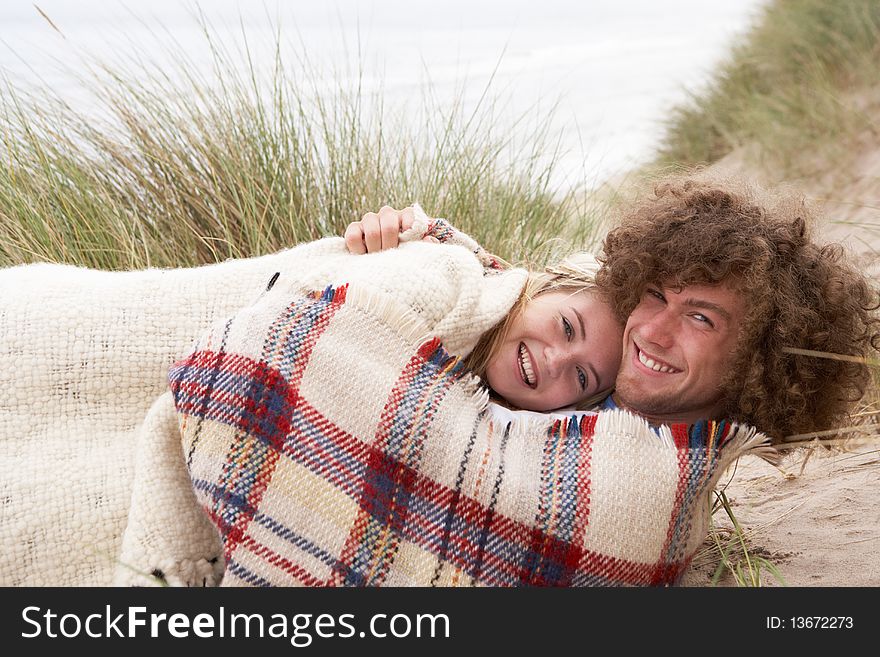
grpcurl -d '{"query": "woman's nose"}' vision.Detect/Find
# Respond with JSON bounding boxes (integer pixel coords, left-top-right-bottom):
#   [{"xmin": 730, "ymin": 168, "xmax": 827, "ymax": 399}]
[{"xmin": 543, "ymin": 344, "xmax": 571, "ymax": 379}]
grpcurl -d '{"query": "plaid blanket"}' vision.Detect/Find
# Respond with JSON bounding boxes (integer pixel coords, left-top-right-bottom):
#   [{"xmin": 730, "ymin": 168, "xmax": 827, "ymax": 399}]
[{"xmin": 170, "ymin": 282, "xmax": 767, "ymax": 586}]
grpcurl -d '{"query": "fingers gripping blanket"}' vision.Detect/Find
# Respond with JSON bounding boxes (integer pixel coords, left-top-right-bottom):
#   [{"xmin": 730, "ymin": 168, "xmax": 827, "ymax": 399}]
[{"xmin": 170, "ymin": 280, "xmax": 769, "ymax": 586}]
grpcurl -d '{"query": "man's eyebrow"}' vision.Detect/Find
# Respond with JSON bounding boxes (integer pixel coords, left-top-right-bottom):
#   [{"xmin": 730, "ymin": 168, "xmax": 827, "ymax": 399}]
[{"xmin": 684, "ymin": 298, "xmax": 732, "ymax": 321}]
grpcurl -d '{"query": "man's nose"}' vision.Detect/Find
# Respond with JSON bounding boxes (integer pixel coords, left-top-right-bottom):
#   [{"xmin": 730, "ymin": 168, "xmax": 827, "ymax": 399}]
[{"xmin": 640, "ymin": 310, "xmax": 676, "ymax": 349}]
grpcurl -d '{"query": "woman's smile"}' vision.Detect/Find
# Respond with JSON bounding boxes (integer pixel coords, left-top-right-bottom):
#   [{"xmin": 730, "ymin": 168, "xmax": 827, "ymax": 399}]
[
  {"xmin": 485, "ymin": 289, "xmax": 623, "ymax": 411},
  {"xmin": 517, "ymin": 342, "xmax": 538, "ymax": 388}
]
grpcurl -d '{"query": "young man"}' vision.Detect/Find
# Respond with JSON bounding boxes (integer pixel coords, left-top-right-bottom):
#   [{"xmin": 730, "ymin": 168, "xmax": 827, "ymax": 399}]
[{"xmin": 595, "ymin": 176, "xmax": 880, "ymax": 443}]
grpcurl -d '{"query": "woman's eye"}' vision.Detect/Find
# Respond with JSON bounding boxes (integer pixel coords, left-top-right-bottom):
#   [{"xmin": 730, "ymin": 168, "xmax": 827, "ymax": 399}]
[
  {"xmin": 577, "ymin": 367, "xmax": 587, "ymax": 391},
  {"xmin": 562, "ymin": 316, "xmax": 573, "ymax": 340}
]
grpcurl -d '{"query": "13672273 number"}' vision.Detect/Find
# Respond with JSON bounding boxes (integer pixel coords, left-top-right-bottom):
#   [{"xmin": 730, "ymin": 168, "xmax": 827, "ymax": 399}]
[
  {"xmin": 765, "ymin": 616, "xmax": 854, "ymax": 630},
  {"xmin": 790, "ymin": 617, "xmax": 853, "ymax": 629}
]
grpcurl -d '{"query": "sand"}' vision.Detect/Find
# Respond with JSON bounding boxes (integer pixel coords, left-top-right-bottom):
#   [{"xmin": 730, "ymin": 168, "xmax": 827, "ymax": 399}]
[{"xmin": 683, "ymin": 443, "xmax": 880, "ymax": 586}]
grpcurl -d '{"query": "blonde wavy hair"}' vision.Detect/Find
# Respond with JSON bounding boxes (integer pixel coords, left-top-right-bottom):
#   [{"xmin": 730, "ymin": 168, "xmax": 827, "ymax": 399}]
[{"xmin": 463, "ymin": 251, "xmax": 612, "ymax": 409}]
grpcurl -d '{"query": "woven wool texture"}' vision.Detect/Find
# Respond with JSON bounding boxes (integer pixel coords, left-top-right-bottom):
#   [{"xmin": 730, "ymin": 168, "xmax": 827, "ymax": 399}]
[
  {"xmin": 0, "ymin": 251, "xmax": 308, "ymax": 586},
  {"xmin": 0, "ymin": 209, "xmax": 526, "ymax": 586},
  {"xmin": 170, "ymin": 280, "xmax": 768, "ymax": 587}
]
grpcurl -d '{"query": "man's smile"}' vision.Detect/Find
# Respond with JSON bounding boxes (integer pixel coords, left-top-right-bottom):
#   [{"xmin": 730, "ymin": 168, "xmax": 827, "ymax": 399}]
[{"xmin": 633, "ymin": 343, "xmax": 682, "ymax": 374}]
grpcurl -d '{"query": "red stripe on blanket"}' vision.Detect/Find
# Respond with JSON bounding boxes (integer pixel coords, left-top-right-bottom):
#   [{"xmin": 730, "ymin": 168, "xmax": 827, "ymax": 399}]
[
  {"xmin": 651, "ymin": 445, "xmax": 692, "ymax": 586},
  {"xmin": 671, "ymin": 423, "xmax": 690, "ymax": 449},
  {"xmin": 172, "ymin": 353, "xmax": 300, "ymax": 444},
  {"xmin": 223, "ymin": 289, "xmax": 348, "ymax": 557},
  {"xmin": 334, "ymin": 340, "xmax": 452, "ymax": 586},
  {"xmin": 574, "ymin": 413, "xmax": 597, "ymax": 543},
  {"xmin": 237, "ymin": 533, "xmax": 326, "ymax": 587},
  {"xmin": 285, "ymin": 401, "xmax": 372, "ymax": 498}
]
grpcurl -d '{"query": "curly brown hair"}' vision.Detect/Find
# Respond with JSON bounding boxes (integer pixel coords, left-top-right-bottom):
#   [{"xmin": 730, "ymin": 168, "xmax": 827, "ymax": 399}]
[{"xmin": 595, "ymin": 175, "xmax": 880, "ymax": 442}]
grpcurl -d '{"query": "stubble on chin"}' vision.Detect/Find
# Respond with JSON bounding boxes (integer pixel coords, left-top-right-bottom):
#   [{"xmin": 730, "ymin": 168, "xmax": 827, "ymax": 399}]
[
  {"xmin": 615, "ymin": 384, "xmax": 667, "ymax": 418},
  {"xmin": 612, "ymin": 366, "xmax": 678, "ymax": 418}
]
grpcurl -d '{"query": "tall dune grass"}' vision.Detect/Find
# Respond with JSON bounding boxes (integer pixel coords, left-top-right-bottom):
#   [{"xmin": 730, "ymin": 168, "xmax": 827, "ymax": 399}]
[
  {"xmin": 0, "ymin": 20, "xmax": 599, "ymax": 270},
  {"xmin": 656, "ymin": 0, "xmax": 880, "ymax": 173}
]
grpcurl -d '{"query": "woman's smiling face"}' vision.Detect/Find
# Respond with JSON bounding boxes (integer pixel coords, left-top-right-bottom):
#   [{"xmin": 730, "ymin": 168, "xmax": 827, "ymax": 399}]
[{"xmin": 484, "ymin": 289, "xmax": 624, "ymax": 411}]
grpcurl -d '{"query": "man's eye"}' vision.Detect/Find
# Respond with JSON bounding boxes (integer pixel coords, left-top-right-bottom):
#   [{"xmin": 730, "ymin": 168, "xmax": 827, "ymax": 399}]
[
  {"xmin": 577, "ymin": 367, "xmax": 587, "ymax": 391},
  {"xmin": 692, "ymin": 313, "xmax": 714, "ymax": 327},
  {"xmin": 647, "ymin": 288, "xmax": 665, "ymax": 302},
  {"xmin": 562, "ymin": 316, "xmax": 573, "ymax": 340}
]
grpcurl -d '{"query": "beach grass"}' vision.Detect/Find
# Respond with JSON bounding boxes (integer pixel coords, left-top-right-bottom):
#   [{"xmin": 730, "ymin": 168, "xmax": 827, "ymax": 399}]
[
  {"xmin": 0, "ymin": 17, "xmax": 600, "ymax": 271},
  {"xmin": 707, "ymin": 491, "xmax": 787, "ymax": 587},
  {"xmin": 656, "ymin": 0, "xmax": 880, "ymax": 175}
]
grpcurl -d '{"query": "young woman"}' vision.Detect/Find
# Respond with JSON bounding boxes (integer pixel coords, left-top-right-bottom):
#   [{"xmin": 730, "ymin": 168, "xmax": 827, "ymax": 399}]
[
  {"xmin": 1, "ymin": 202, "xmax": 622, "ymax": 585},
  {"xmin": 344, "ymin": 205, "xmax": 623, "ymax": 411}
]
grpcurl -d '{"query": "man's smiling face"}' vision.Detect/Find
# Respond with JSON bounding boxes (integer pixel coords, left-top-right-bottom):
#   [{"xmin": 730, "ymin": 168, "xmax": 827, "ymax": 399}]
[{"xmin": 613, "ymin": 281, "xmax": 745, "ymax": 424}]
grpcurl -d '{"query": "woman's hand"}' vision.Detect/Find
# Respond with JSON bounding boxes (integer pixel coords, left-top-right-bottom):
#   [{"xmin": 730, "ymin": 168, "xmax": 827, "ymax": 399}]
[{"xmin": 344, "ymin": 205, "xmax": 416, "ymax": 254}]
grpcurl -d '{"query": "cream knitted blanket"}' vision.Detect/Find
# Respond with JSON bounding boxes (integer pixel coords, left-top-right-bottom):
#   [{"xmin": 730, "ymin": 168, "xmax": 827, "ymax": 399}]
[{"xmin": 0, "ymin": 214, "xmax": 526, "ymax": 586}]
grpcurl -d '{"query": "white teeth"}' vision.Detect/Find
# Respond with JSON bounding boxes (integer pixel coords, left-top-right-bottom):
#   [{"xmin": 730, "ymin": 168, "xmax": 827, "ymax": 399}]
[
  {"xmin": 638, "ymin": 348, "xmax": 675, "ymax": 373},
  {"xmin": 519, "ymin": 344, "xmax": 536, "ymax": 386}
]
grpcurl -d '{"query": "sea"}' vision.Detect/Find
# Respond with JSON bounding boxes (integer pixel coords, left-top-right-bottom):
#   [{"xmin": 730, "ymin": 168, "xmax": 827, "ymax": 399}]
[{"xmin": 0, "ymin": 0, "xmax": 766, "ymax": 189}]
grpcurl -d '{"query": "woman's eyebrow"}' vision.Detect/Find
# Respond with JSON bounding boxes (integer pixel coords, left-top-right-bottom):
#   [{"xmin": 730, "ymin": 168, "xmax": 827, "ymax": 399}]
[
  {"xmin": 572, "ymin": 307, "xmax": 586, "ymax": 340},
  {"xmin": 588, "ymin": 362, "xmax": 600, "ymax": 392}
]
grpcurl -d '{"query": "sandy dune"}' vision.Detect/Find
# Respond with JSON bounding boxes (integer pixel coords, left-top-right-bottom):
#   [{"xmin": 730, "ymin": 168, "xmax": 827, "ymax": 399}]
[{"xmin": 683, "ymin": 443, "xmax": 880, "ymax": 586}]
